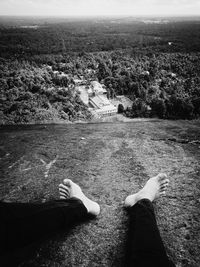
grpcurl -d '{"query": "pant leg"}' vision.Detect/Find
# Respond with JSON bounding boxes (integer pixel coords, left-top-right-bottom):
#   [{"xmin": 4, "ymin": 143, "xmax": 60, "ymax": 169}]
[
  {"xmin": 125, "ymin": 199, "xmax": 175, "ymax": 267},
  {"xmin": 0, "ymin": 198, "xmax": 88, "ymax": 253}
]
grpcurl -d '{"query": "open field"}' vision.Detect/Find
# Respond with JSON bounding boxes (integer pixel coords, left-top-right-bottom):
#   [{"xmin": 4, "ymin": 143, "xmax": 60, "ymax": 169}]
[{"xmin": 0, "ymin": 119, "xmax": 200, "ymax": 267}]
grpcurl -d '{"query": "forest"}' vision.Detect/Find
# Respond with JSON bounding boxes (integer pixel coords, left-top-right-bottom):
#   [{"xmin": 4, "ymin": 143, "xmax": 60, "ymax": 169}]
[{"xmin": 0, "ymin": 16, "xmax": 200, "ymax": 124}]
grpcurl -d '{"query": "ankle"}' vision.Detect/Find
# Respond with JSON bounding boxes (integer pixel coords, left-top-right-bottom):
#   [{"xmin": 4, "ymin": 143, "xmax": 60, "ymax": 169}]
[{"xmin": 137, "ymin": 190, "xmax": 153, "ymax": 202}]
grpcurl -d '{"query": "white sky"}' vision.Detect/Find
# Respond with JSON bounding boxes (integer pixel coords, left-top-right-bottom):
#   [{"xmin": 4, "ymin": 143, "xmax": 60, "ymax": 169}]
[{"xmin": 0, "ymin": 0, "xmax": 200, "ymax": 16}]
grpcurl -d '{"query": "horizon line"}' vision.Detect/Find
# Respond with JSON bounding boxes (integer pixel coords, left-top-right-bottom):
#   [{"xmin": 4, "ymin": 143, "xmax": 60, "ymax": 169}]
[{"xmin": 0, "ymin": 14, "xmax": 200, "ymax": 18}]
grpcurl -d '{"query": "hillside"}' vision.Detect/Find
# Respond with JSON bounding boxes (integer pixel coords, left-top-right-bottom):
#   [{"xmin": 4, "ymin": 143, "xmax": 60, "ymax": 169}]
[{"xmin": 0, "ymin": 120, "xmax": 200, "ymax": 266}]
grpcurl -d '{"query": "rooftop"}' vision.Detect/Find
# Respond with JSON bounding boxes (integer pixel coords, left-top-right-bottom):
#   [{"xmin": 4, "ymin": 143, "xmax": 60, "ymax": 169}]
[{"xmin": 90, "ymin": 81, "xmax": 107, "ymax": 94}]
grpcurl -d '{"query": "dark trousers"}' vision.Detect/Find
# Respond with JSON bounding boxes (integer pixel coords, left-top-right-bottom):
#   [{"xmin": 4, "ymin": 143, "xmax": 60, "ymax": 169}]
[
  {"xmin": 0, "ymin": 198, "xmax": 87, "ymax": 254},
  {"xmin": 125, "ymin": 199, "xmax": 175, "ymax": 267},
  {"xmin": 0, "ymin": 198, "xmax": 175, "ymax": 267}
]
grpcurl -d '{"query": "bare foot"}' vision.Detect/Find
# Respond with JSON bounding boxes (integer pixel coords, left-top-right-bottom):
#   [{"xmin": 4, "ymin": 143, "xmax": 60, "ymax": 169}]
[
  {"xmin": 124, "ymin": 173, "xmax": 169, "ymax": 207},
  {"xmin": 59, "ymin": 179, "xmax": 100, "ymax": 216}
]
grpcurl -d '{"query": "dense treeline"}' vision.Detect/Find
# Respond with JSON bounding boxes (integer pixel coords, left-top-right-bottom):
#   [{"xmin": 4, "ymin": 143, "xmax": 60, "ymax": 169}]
[
  {"xmin": 1, "ymin": 50, "xmax": 200, "ymax": 123},
  {"xmin": 0, "ymin": 59, "xmax": 91, "ymax": 124},
  {"xmin": 50, "ymin": 51, "xmax": 200, "ymax": 120},
  {"xmin": 0, "ymin": 17, "xmax": 200, "ymax": 123},
  {"xmin": 1, "ymin": 19, "xmax": 200, "ymax": 57},
  {"xmin": 97, "ymin": 52, "xmax": 200, "ymax": 119}
]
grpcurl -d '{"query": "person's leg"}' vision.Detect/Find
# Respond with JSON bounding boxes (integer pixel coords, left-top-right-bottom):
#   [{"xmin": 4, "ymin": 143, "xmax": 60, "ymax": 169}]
[
  {"xmin": 124, "ymin": 173, "xmax": 175, "ymax": 267},
  {"xmin": 0, "ymin": 179, "xmax": 100, "ymax": 253}
]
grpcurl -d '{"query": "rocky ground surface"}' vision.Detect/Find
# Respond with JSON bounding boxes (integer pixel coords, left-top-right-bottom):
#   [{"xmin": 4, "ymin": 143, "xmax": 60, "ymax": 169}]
[{"xmin": 0, "ymin": 119, "xmax": 200, "ymax": 267}]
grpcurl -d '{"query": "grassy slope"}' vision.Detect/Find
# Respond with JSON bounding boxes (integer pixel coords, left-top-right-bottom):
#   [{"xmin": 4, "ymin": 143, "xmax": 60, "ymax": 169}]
[{"xmin": 0, "ymin": 119, "xmax": 200, "ymax": 267}]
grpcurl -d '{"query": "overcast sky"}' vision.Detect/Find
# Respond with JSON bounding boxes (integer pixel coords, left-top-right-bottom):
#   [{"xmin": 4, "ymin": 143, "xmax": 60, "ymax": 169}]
[{"xmin": 0, "ymin": 0, "xmax": 200, "ymax": 16}]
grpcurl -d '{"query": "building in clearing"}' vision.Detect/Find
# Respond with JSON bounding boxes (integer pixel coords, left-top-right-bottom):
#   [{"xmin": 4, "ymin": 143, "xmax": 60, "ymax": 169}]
[
  {"xmin": 89, "ymin": 81, "xmax": 107, "ymax": 96},
  {"xmin": 76, "ymin": 80, "xmax": 117, "ymax": 117}
]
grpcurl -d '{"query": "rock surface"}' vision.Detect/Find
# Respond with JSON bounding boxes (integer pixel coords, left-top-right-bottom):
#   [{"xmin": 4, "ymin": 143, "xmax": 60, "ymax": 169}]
[{"xmin": 0, "ymin": 119, "xmax": 200, "ymax": 267}]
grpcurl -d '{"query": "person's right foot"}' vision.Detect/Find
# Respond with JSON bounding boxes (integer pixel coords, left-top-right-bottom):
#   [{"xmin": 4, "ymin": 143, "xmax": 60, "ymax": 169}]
[
  {"xmin": 124, "ymin": 173, "xmax": 169, "ymax": 207},
  {"xmin": 59, "ymin": 179, "xmax": 100, "ymax": 216}
]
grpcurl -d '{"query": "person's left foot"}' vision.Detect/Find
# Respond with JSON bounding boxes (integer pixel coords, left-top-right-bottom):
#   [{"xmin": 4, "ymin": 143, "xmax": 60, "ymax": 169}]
[
  {"xmin": 59, "ymin": 179, "xmax": 100, "ymax": 216},
  {"xmin": 124, "ymin": 173, "xmax": 169, "ymax": 207}
]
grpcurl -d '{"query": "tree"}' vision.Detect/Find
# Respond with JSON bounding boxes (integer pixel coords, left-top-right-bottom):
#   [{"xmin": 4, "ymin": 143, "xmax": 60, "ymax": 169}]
[
  {"xmin": 150, "ymin": 98, "xmax": 166, "ymax": 118},
  {"xmin": 131, "ymin": 98, "xmax": 148, "ymax": 118},
  {"xmin": 118, "ymin": 104, "xmax": 124, "ymax": 114}
]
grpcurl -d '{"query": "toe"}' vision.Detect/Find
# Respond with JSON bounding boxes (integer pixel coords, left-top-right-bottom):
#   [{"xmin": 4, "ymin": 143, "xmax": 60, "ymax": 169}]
[
  {"xmin": 160, "ymin": 180, "xmax": 169, "ymax": 187},
  {"xmin": 160, "ymin": 185, "xmax": 168, "ymax": 191},
  {"xmin": 60, "ymin": 195, "xmax": 67, "ymax": 200},
  {"xmin": 63, "ymin": 179, "xmax": 72, "ymax": 186},
  {"xmin": 59, "ymin": 183, "xmax": 70, "ymax": 191},
  {"xmin": 59, "ymin": 187, "xmax": 69, "ymax": 196},
  {"xmin": 157, "ymin": 173, "xmax": 167, "ymax": 181},
  {"xmin": 59, "ymin": 191, "xmax": 69, "ymax": 198},
  {"xmin": 163, "ymin": 179, "xmax": 169, "ymax": 184}
]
